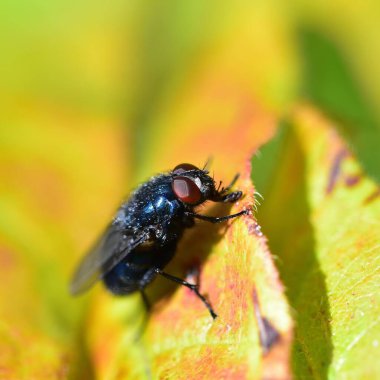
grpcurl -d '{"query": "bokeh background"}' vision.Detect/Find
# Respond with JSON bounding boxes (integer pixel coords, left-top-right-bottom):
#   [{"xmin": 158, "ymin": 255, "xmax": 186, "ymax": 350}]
[{"xmin": 1, "ymin": 1, "xmax": 380, "ymax": 379}]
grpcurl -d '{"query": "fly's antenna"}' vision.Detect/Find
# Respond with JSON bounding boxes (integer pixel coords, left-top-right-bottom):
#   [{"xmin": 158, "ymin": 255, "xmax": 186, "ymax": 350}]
[{"xmin": 202, "ymin": 157, "xmax": 213, "ymax": 172}]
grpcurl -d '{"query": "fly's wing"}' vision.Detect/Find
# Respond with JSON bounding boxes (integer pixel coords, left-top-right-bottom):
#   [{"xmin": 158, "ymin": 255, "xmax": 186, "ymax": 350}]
[{"xmin": 69, "ymin": 223, "xmax": 149, "ymax": 295}]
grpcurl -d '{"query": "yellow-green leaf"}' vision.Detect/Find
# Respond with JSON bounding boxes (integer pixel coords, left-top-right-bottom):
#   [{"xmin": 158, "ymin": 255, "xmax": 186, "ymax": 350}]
[
  {"xmin": 1, "ymin": 0, "xmax": 380, "ymax": 378},
  {"xmin": 87, "ymin": 102, "xmax": 292, "ymax": 379},
  {"xmin": 253, "ymin": 105, "xmax": 380, "ymax": 379}
]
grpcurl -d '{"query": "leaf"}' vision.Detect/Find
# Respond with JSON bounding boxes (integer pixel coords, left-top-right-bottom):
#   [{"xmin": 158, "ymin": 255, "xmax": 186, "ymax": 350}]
[
  {"xmin": 2, "ymin": 1, "xmax": 380, "ymax": 378},
  {"xmin": 252, "ymin": 105, "xmax": 380, "ymax": 379},
  {"xmin": 298, "ymin": 26, "xmax": 380, "ymax": 183},
  {"xmin": 87, "ymin": 89, "xmax": 293, "ymax": 379},
  {"xmin": 1, "ymin": 2, "xmax": 294, "ymax": 378}
]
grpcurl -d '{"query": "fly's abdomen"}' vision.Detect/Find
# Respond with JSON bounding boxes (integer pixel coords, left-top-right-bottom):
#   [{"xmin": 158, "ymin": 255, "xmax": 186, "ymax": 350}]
[
  {"xmin": 103, "ymin": 260, "xmax": 143, "ymax": 294},
  {"xmin": 103, "ymin": 240, "xmax": 179, "ymax": 295}
]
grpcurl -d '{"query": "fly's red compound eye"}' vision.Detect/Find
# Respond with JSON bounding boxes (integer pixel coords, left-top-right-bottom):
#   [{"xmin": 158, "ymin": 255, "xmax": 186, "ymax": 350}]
[
  {"xmin": 172, "ymin": 176, "xmax": 201, "ymax": 204},
  {"xmin": 173, "ymin": 163, "xmax": 199, "ymax": 174}
]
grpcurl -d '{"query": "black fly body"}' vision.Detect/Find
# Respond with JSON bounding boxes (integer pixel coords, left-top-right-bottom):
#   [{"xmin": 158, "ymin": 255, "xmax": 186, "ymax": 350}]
[{"xmin": 70, "ymin": 163, "xmax": 247, "ymax": 319}]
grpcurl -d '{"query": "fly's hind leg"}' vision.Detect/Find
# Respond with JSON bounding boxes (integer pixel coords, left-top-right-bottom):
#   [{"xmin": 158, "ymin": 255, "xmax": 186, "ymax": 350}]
[
  {"xmin": 139, "ymin": 289, "xmax": 151, "ymax": 313},
  {"xmin": 138, "ymin": 267, "xmax": 158, "ymax": 313},
  {"xmin": 185, "ymin": 209, "xmax": 248, "ymax": 224},
  {"xmin": 154, "ymin": 268, "xmax": 217, "ymax": 319}
]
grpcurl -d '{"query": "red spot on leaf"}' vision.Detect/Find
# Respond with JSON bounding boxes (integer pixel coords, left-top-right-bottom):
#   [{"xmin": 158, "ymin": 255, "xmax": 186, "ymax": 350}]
[
  {"xmin": 364, "ymin": 187, "xmax": 380, "ymax": 204},
  {"xmin": 344, "ymin": 175, "xmax": 361, "ymax": 187},
  {"xmin": 326, "ymin": 149, "xmax": 348, "ymax": 194}
]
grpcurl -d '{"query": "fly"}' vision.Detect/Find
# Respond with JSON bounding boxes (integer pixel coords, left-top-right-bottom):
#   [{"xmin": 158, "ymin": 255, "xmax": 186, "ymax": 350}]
[{"xmin": 70, "ymin": 163, "xmax": 247, "ymax": 319}]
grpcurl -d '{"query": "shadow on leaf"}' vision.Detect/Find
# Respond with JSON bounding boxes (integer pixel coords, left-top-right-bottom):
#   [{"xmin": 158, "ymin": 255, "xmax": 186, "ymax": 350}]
[{"xmin": 252, "ymin": 122, "xmax": 332, "ymax": 379}]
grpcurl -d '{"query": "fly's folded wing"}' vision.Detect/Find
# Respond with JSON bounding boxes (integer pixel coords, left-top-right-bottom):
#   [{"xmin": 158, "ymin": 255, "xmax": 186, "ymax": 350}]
[{"xmin": 70, "ymin": 223, "xmax": 149, "ymax": 295}]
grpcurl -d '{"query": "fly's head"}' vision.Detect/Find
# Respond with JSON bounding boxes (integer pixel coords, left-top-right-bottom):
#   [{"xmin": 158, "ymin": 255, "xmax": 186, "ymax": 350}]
[{"xmin": 170, "ymin": 163, "xmax": 242, "ymax": 207}]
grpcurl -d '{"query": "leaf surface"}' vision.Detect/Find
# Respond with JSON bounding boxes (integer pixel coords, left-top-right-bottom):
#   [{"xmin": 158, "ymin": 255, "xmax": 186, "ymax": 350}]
[
  {"xmin": 87, "ymin": 90, "xmax": 293, "ymax": 380},
  {"xmin": 253, "ymin": 105, "xmax": 380, "ymax": 379},
  {"xmin": 1, "ymin": 1, "xmax": 380, "ymax": 378}
]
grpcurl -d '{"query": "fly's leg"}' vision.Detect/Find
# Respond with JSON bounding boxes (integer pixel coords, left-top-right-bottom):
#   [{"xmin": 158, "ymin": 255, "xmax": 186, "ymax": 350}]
[
  {"xmin": 223, "ymin": 173, "xmax": 239, "ymax": 193},
  {"xmin": 191, "ymin": 172, "xmax": 248, "ymax": 223},
  {"xmin": 154, "ymin": 268, "xmax": 217, "ymax": 319},
  {"xmin": 138, "ymin": 267, "xmax": 158, "ymax": 312},
  {"xmin": 135, "ymin": 269, "xmax": 157, "ymax": 340},
  {"xmin": 221, "ymin": 190, "xmax": 243, "ymax": 203},
  {"xmin": 210, "ymin": 173, "xmax": 244, "ymax": 203},
  {"xmin": 185, "ymin": 209, "xmax": 248, "ymax": 224},
  {"xmin": 140, "ymin": 289, "xmax": 151, "ymax": 313}
]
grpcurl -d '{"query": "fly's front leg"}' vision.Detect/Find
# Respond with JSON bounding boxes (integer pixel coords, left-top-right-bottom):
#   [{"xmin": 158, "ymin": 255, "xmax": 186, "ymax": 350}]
[
  {"xmin": 211, "ymin": 173, "xmax": 244, "ymax": 203},
  {"xmin": 188, "ymin": 171, "xmax": 248, "ymax": 223},
  {"xmin": 221, "ymin": 190, "xmax": 243, "ymax": 203},
  {"xmin": 222, "ymin": 173, "xmax": 239, "ymax": 193}
]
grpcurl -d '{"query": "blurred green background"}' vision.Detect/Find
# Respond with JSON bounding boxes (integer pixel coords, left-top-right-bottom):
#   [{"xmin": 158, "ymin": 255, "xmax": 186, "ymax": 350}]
[
  {"xmin": 0, "ymin": 1, "xmax": 380, "ymax": 172},
  {"xmin": 1, "ymin": 1, "xmax": 379, "ymax": 379},
  {"xmin": 2, "ymin": 1, "xmax": 380, "ymax": 176}
]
